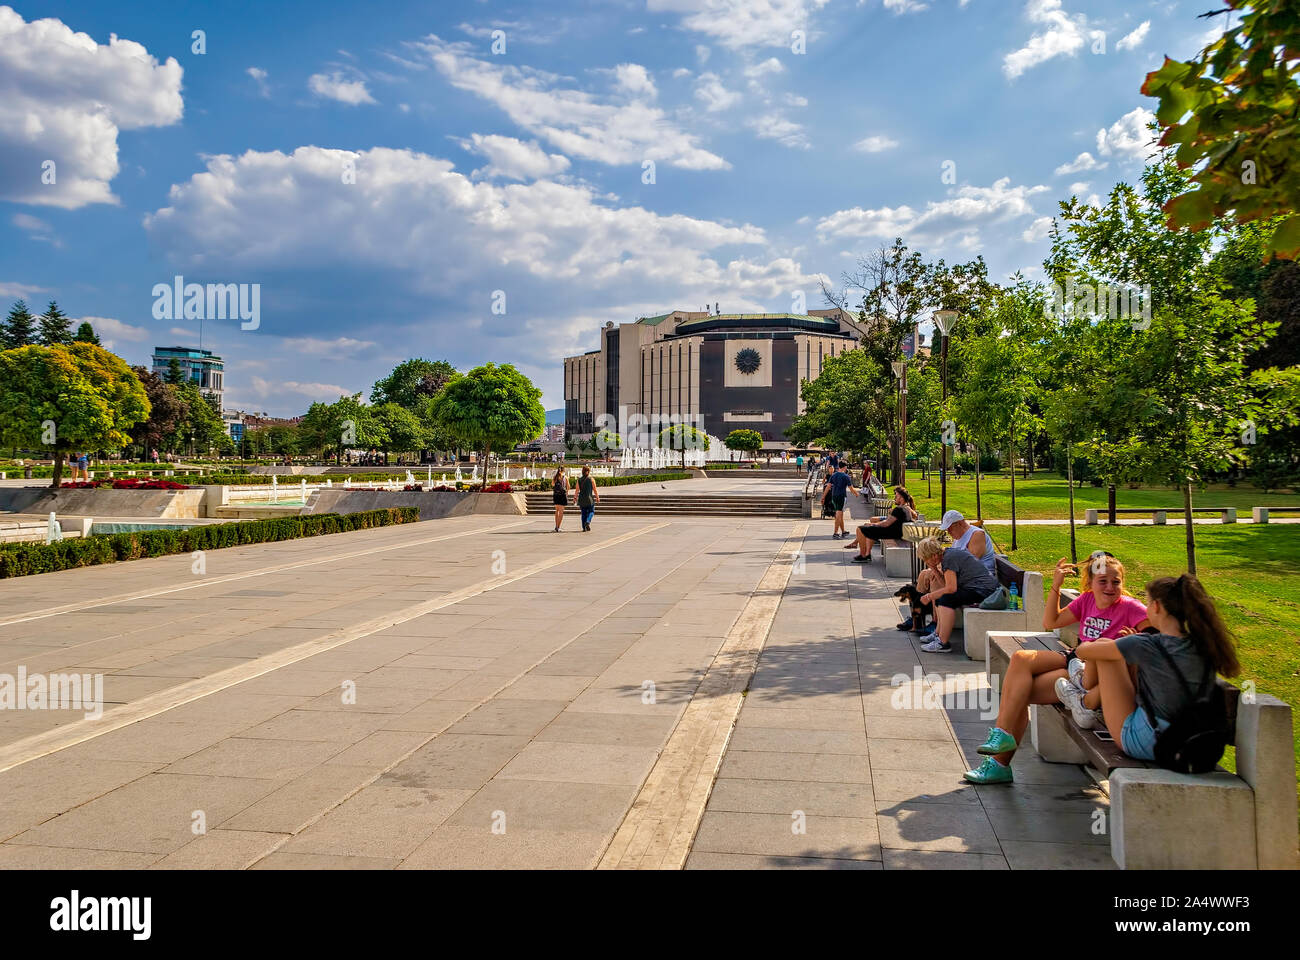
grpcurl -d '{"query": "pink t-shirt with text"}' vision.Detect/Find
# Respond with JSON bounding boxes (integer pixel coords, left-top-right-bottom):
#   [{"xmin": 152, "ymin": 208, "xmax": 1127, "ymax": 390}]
[{"xmin": 1066, "ymin": 593, "xmax": 1148, "ymax": 642}]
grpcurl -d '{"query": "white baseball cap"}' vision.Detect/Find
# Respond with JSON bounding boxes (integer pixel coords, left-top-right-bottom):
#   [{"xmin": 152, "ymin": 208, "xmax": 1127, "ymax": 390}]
[{"xmin": 939, "ymin": 509, "xmax": 964, "ymax": 531}]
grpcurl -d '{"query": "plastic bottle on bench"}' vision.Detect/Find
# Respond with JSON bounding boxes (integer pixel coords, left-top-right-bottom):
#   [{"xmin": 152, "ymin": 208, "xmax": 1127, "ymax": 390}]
[{"xmin": 1008, "ymin": 582, "xmax": 1020, "ymax": 611}]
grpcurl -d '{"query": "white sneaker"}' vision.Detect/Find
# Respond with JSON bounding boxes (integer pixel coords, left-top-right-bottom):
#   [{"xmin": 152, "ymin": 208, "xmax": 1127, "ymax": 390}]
[
  {"xmin": 1055, "ymin": 676, "xmax": 1097, "ymax": 728},
  {"xmin": 921, "ymin": 638, "xmax": 952, "ymax": 653},
  {"xmin": 1067, "ymin": 656, "xmax": 1086, "ymax": 691}
]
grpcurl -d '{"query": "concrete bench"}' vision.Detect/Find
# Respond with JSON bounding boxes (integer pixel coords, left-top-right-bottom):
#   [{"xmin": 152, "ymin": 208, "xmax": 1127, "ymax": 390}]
[
  {"xmin": 1086, "ymin": 507, "xmax": 1238, "ymax": 524},
  {"xmin": 987, "ymin": 631, "xmax": 1298, "ymax": 870},
  {"xmin": 961, "ymin": 557, "xmax": 1044, "ymax": 662}
]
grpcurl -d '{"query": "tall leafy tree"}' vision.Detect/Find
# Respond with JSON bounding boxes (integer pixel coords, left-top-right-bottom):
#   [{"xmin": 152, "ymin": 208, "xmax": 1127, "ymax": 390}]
[
  {"xmin": 428, "ymin": 363, "xmax": 545, "ymax": 477},
  {"xmin": 1047, "ymin": 155, "xmax": 1280, "ymax": 571},
  {"xmin": 129, "ymin": 366, "xmax": 188, "ymax": 457},
  {"xmin": 73, "ymin": 321, "xmax": 101, "ymax": 345},
  {"xmin": 1142, "ymin": 0, "xmax": 1300, "ymax": 258},
  {"xmin": 38, "ymin": 300, "xmax": 73, "ymax": 346},
  {"xmin": 785, "ymin": 350, "xmax": 891, "ymax": 459},
  {"xmin": 0, "ymin": 343, "xmax": 150, "ymax": 487},
  {"xmin": 2, "ymin": 300, "xmax": 36, "ymax": 350},
  {"xmin": 371, "ymin": 358, "xmax": 459, "ymax": 409},
  {"xmin": 165, "ymin": 357, "xmax": 184, "ymax": 385},
  {"xmin": 373, "ymin": 402, "xmax": 425, "ymax": 460},
  {"xmin": 168, "ymin": 381, "xmax": 225, "ymax": 457}
]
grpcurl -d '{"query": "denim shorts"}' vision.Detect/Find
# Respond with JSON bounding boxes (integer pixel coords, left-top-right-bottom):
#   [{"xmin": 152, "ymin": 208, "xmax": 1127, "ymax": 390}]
[{"xmin": 1121, "ymin": 708, "xmax": 1167, "ymax": 761}]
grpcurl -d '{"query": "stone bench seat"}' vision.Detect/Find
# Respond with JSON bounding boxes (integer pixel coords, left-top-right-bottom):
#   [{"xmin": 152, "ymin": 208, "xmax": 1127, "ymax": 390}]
[
  {"xmin": 1085, "ymin": 507, "xmax": 1238, "ymax": 524},
  {"xmin": 987, "ymin": 630, "xmax": 1298, "ymax": 870}
]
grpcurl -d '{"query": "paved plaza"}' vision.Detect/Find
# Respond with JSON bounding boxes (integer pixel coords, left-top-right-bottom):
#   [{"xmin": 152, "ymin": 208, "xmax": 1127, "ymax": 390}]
[{"xmin": 0, "ymin": 482, "xmax": 1112, "ymax": 869}]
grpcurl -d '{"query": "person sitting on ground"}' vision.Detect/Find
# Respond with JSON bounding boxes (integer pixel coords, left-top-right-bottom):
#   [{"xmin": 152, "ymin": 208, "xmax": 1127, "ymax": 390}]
[
  {"xmin": 847, "ymin": 486, "xmax": 916, "ymax": 562},
  {"xmin": 914, "ymin": 536, "xmax": 999, "ymax": 654},
  {"xmin": 822, "ymin": 465, "xmax": 858, "ymax": 539},
  {"xmin": 963, "ymin": 551, "xmax": 1147, "ymax": 784},
  {"xmin": 1078, "ymin": 573, "xmax": 1239, "ymax": 762},
  {"xmin": 937, "ymin": 510, "xmax": 995, "ymax": 576},
  {"xmin": 1043, "ymin": 551, "xmax": 1150, "ymax": 728}
]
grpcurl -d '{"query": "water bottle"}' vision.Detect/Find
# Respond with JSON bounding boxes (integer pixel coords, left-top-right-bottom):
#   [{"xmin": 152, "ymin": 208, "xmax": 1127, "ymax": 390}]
[{"xmin": 1008, "ymin": 582, "xmax": 1020, "ymax": 611}]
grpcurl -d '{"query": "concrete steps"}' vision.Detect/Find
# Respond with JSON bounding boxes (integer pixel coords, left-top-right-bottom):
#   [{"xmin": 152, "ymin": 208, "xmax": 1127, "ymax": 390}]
[{"xmin": 523, "ymin": 492, "xmax": 804, "ymax": 518}]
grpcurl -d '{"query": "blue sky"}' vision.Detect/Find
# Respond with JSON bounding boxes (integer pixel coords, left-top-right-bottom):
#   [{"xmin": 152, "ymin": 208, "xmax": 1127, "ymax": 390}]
[{"xmin": 1, "ymin": 0, "xmax": 1226, "ymax": 415}]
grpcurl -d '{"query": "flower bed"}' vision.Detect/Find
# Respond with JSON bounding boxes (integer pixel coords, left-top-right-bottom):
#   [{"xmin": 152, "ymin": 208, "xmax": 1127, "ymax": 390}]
[{"xmin": 57, "ymin": 478, "xmax": 192, "ymax": 490}]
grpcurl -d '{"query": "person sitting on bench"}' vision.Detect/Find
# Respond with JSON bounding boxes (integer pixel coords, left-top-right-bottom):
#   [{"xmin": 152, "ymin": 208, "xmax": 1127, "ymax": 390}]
[
  {"xmin": 1044, "ymin": 551, "xmax": 1149, "ymax": 729},
  {"xmin": 915, "ymin": 536, "xmax": 998, "ymax": 654},
  {"xmin": 964, "ymin": 552, "xmax": 1146, "ymax": 785},
  {"xmin": 938, "ymin": 510, "xmax": 995, "ymax": 576},
  {"xmin": 848, "ymin": 486, "xmax": 916, "ymax": 562},
  {"xmin": 1078, "ymin": 573, "xmax": 1239, "ymax": 762}
]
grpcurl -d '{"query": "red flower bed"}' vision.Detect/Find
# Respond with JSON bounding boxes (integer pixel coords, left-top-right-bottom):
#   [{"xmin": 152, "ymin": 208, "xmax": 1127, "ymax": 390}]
[
  {"xmin": 482, "ymin": 481, "xmax": 513, "ymax": 493},
  {"xmin": 58, "ymin": 478, "xmax": 190, "ymax": 490}
]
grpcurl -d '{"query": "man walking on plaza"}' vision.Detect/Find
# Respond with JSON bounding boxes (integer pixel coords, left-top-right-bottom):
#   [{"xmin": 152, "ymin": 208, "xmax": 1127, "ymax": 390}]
[{"xmin": 822, "ymin": 464, "xmax": 858, "ymax": 540}]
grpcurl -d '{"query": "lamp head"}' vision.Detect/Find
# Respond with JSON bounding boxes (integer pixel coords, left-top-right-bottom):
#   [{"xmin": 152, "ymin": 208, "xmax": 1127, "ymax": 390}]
[{"xmin": 933, "ymin": 310, "xmax": 959, "ymax": 336}]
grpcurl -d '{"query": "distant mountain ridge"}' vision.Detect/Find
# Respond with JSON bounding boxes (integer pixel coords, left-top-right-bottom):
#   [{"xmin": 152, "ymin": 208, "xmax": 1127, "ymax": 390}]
[{"xmin": 545, "ymin": 408, "xmax": 564, "ymax": 425}]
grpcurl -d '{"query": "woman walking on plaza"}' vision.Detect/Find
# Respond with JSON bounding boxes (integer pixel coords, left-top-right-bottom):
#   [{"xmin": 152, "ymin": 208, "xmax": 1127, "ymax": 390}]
[
  {"xmin": 575, "ymin": 465, "xmax": 600, "ymax": 531},
  {"xmin": 551, "ymin": 466, "xmax": 570, "ymax": 532}
]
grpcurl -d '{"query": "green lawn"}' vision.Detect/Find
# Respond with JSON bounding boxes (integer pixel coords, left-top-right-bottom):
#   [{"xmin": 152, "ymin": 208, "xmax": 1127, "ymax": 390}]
[
  {"xmin": 1001, "ymin": 524, "xmax": 1300, "ymax": 806},
  {"xmin": 899, "ymin": 475, "xmax": 1300, "ymax": 521}
]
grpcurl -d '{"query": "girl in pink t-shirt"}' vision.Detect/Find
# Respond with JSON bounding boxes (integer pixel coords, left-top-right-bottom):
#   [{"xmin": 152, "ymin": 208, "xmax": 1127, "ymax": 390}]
[{"xmin": 1045, "ymin": 552, "xmax": 1150, "ymax": 718}]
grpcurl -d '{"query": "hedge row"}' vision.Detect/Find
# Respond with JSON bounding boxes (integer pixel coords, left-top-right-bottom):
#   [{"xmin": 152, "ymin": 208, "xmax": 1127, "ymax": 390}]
[{"xmin": 0, "ymin": 508, "xmax": 420, "ymax": 579}]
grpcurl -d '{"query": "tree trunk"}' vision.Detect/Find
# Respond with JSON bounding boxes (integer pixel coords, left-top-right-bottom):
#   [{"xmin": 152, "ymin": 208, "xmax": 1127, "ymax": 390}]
[
  {"xmin": 974, "ymin": 444, "xmax": 983, "ymax": 521},
  {"xmin": 1009, "ymin": 435, "xmax": 1018, "ymax": 551},
  {"xmin": 1066, "ymin": 448, "xmax": 1077, "ymax": 564},
  {"xmin": 1183, "ymin": 480, "xmax": 1197, "ymax": 574},
  {"xmin": 51, "ymin": 451, "xmax": 65, "ymax": 489}
]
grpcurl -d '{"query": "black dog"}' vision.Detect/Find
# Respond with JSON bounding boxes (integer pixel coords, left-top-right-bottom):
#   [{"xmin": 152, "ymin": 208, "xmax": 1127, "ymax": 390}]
[{"xmin": 893, "ymin": 584, "xmax": 932, "ymax": 633}]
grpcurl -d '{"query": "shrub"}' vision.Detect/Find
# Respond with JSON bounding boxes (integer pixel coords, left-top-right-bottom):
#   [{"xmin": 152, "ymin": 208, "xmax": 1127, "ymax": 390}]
[{"xmin": 0, "ymin": 508, "xmax": 420, "ymax": 579}]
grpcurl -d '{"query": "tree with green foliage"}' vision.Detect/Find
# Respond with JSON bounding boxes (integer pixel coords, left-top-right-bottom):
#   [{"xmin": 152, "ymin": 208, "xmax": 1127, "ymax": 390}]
[
  {"xmin": 785, "ymin": 350, "xmax": 890, "ymax": 465},
  {"xmin": 1047, "ymin": 154, "xmax": 1283, "ymax": 572},
  {"xmin": 723, "ymin": 429, "xmax": 763, "ymax": 460},
  {"xmin": 1142, "ymin": 0, "xmax": 1300, "ymax": 258},
  {"xmin": 950, "ymin": 279, "xmax": 1045, "ymax": 547},
  {"xmin": 371, "ymin": 358, "xmax": 459, "ymax": 409},
  {"xmin": 0, "ymin": 343, "xmax": 149, "ymax": 486},
  {"xmin": 593, "ymin": 429, "xmax": 622, "ymax": 458},
  {"xmin": 169, "ymin": 381, "xmax": 225, "ymax": 457},
  {"xmin": 373, "ymin": 402, "xmax": 426, "ymax": 460},
  {"xmin": 38, "ymin": 300, "xmax": 73, "ymax": 346},
  {"xmin": 2, "ymin": 300, "xmax": 36, "ymax": 350},
  {"xmin": 72, "ymin": 321, "xmax": 101, "ymax": 345},
  {"xmin": 657, "ymin": 423, "xmax": 709, "ymax": 469},
  {"xmin": 129, "ymin": 366, "xmax": 187, "ymax": 457},
  {"xmin": 427, "ymin": 363, "xmax": 546, "ymax": 479},
  {"xmin": 165, "ymin": 357, "xmax": 184, "ymax": 385}
]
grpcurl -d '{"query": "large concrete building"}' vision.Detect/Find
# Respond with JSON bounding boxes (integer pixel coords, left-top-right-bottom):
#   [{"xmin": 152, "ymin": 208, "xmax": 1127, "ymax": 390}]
[{"xmin": 563, "ymin": 308, "xmax": 883, "ymax": 450}]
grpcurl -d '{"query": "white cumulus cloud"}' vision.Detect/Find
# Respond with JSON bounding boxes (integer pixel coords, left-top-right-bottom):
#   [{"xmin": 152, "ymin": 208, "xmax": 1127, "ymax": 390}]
[
  {"xmin": 1053, "ymin": 151, "xmax": 1106, "ymax": 175},
  {"xmin": 0, "ymin": 6, "xmax": 183, "ymax": 208},
  {"xmin": 1003, "ymin": 0, "xmax": 1089, "ymax": 80},
  {"xmin": 462, "ymin": 133, "xmax": 571, "ymax": 181},
  {"xmin": 1116, "ymin": 21, "xmax": 1150, "ymax": 51},
  {"xmin": 308, "ymin": 71, "xmax": 377, "ymax": 105},
  {"xmin": 1096, "ymin": 106, "xmax": 1155, "ymax": 158},
  {"xmin": 854, "ymin": 135, "xmax": 899, "ymax": 153}
]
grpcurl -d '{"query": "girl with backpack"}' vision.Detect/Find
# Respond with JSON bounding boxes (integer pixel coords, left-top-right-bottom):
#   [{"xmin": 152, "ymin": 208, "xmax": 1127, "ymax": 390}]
[
  {"xmin": 551, "ymin": 467, "xmax": 569, "ymax": 532},
  {"xmin": 1077, "ymin": 574, "xmax": 1239, "ymax": 765}
]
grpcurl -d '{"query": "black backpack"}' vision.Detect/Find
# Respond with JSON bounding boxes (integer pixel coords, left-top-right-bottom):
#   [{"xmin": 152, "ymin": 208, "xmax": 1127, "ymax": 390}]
[{"xmin": 1143, "ymin": 642, "xmax": 1229, "ymax": 775}]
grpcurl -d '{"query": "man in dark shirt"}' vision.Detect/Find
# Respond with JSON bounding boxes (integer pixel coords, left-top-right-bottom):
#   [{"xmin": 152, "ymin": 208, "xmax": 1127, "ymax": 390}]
[{"xmin": 822, "ymin": 466, "xmax": 859, "ymax": 540}]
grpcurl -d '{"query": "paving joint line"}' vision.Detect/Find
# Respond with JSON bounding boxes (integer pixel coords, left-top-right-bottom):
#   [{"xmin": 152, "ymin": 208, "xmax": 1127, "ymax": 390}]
[
  {"xmin": 597, "ymin": 522, "xmax": 808, "ymax": 870},
  {"xmin": 0, "ymin": 522, "xmax": 669, "ymax": 776}
]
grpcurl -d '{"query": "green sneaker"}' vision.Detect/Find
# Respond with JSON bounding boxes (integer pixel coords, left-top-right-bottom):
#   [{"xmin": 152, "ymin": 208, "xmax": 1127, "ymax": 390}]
[
  {"xmin": 964, "ymin": 756, "xmax": 1014, "ymax": 784},
  {"xmin": 976, "ymin": 726, "xmax": 1017, "ymax": 756}
]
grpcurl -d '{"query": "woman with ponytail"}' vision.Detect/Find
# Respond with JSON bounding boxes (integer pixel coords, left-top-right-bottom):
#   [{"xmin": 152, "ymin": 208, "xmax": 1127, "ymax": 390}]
[
  {"xmin": 1076, "ymin": 573, "xmax": 1240, "ymax": 761},
  {"xmin": 848, "ymin": 486, "xmax": 917, "ymax": 563}
]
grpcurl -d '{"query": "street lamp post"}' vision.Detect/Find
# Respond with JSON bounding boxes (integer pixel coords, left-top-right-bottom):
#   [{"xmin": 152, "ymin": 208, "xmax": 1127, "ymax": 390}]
[
  {"xmin": 891, "ymin": 360, "xmax": 907, "ymax": 487},
  {"xmin": 933, "ymin": 309, "xmax": 959, "ymax": 517}
]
